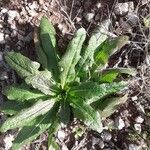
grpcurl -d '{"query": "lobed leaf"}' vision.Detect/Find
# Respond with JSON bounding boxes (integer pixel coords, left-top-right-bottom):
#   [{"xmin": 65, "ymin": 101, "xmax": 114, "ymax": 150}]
[
  {"xmin": 5, "ymin": 52, "xmax": 40, "ymax": 78},
  {"xmin": 0, "ymin": 99, "xmax": 55, "ymax": 132},
  {"xmin": 3, "ymin": 85, "xmax": 45, "ymax": 101},
  {"xmin": 59, "ymin": 28, "xmax": 86, "ymax": 88}
]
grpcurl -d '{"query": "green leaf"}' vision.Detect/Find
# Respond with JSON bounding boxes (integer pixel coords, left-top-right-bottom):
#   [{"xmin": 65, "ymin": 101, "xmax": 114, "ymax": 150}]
[
  {"xmin": 99, "ymin": 68, "xmax": 137, "ymax": 83},
  {"xmin": 59, "ymin": 28, "xmax": 86, "ymax": 88},
  {"xmin": 96, "ymin": 95, "xmax": 128, "ymax": 119},
  {"xmin": 5, "ymin": 52, "xmax": 40, "ymax": 78},
  {"xmin": 3, "ymin": 85, "xmax": 45, "ymax": 101},
  {"xmin": 71, "ymin": 97, "xmax": 102, "ymax": 133},
  {"xmin": 69, "ymin": 81, "xmax": 127, "ymax": 104},
  {"xmin": 93, "ymin": 36, "xmax": 129, "ymax": 71},
  {"xmin": 34, "ymin": 27, "xmax": 48, "ymax": 69},
  {"xmin": 0, "ymin": 99, "xmax": 55, "ymax": 132},
  {"xmin": 40, "ymin": 16, "xmax": 59, "ymax": 81},
  {"xmin": 59, "ymin": 100, "xmax": 70, "ymax": 124},
  {"xmin": 25, "ymin": 70, "xmax": 56, "ymax": 95},
  {"xmin": 0, "ymin": 101, "xmax": 32, "ymax": 115},
  {"xmin": 12, "ymin": 103, "xmax": 59, "ymax": 150},
  {"xmin": 48, "ymin": 119, "xmax": 60, "ymax": 150},
  {"xmin": 79, "ymin": 19, "xmax": 110, "ymax": 67}
]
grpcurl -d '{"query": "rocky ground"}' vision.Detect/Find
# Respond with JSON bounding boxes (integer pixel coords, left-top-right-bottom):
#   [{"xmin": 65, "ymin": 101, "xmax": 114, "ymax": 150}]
[{"xmin": 0, "ymin": 0, "xmax": 150, "ymax": 150}]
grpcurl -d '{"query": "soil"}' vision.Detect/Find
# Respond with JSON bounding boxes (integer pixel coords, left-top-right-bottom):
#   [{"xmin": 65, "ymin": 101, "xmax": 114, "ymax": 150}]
[{"xmin": 0, "ymin": 0, "xmax": 150, "ymax": 150}]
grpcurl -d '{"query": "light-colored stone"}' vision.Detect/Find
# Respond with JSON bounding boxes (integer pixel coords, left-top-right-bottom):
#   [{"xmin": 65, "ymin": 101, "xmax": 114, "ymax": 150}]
[
  {"xmin": 129, "ymin": 144, "xmax": 141, "ymax": 150},
  {"xmin": 134, "ymin": 124, "xmax": 141, "ymax": 133},
  {"xmin": 115, "ymin": 117, "xmax": 125, "ymax": 130},
  {"xmin": 135, "ymin": 116, "xmax": 144, "ymax": 124},
  {"xmin": 114, "ymin": 2, "xmax": 134, "ymax": 16},
  {"xmin": 57, "ymin": 130, "xmax": 66, "ymax": 141},
  {"xmin": 0, "ymin": 32, "xmax": 5, "ymax": 44},
  {"xmin": 85, "ymin": 13, "xmax": 95, "ymax": 22},
  {"xmin": 4, "ymin": 134, "xmax": 14, "ymax": 150},
  {"xmin": 101, "ymin": 131, "xmax": 112, "ymax": 142}
]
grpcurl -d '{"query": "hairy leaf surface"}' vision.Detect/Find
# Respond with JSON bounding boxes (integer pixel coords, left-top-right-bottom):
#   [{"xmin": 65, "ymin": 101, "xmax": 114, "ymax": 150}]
[
  {"xmin": 40, "ymin": 16, "xmax": 59, "ymax": 80},
  {"xmin": 25, "ymin": 70, "xmax": 55, "ymax": 95},
  {"xmin": 71, "ymin": 98, "xmax": 102, "ymax": 133},
  {"xmin": 3, "ymin": 85, "xmax": 45, "ymax": 101},
  {"xmin": 59, "ymin": 28, "xmax": 86, "ymax": 88},
  {"xmin": 12, "ymin": 103, "xmax": 59, "ymax": 150},
  {"xmin": 5, "ymin": 52, "xmax": 40, "ymax": 78},
  {"xmin": 69, "ymin": 81, "xmax": 127, "ymax": 103},
  {"xmin": 93, "ymin": 36, "xmax": 129, "ymax": 71},
  {"xmin": 0, "ymin": 99, "xmax": 55, "ymax": 132}
]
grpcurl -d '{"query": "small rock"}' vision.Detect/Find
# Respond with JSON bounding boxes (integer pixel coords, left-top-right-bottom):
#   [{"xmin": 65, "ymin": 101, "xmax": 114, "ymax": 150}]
[
  {"xmin": 0, "ymin": 52, "xmax": 3, "ymax": 61},
  {"xmin": 92, "ymin": 137, "xmax": 100, "ymax": 145},
  {"xmin": 0, "ymin": 72, "xmax": 8, "ymax": 80},
  {"xmin": 101, "ymin": 131, "xmax": 112, "ymax": 142},
  {"xmin": 131, "ymin": 96, "xmax": 138, "ymax": 101},
  {"xmin": 96, "ymin": 2, "xmax": 101, "ymax": 8},
  {"xmin": 135, "ymin": 116, "xmax": 144, "ymax": 123},
  {"xmin": 4, "ymin": 134, "xmax": 14, "ymax": 150},
  {"xmin": 84, "ymin": 13, "xmax": 95, "ymax": 22},
  {"xmin": 1, "ymin": 8, "xmax": 8, "ymax": 13},
  {"xmin": 114, "ymin": 2, "xmax": 134, "ymax": 16},
  {"xmin": 7, "ymin": 10, "xmax": 19, "ymax": 21},
  {"xmin": 98, "ymin": 140, "xmax": 105, "ymax": 149},
  {"xmin": 126, "ymin": 12, "xmax": 139, "ymax": 26},
  {"xmin": 134, "ymin": 124, "xmax": 141, "ymax": 133},
  {"xmin": 128, "ymin": 144, "xmax": 141, "ymax": 150},
  {"xmin": 57, "ymin": 130, "xmax": 66, "ymax": 141},
  {"xmin": 0, "ymin": 32, "xmax": 5, "ymax": 44},
  {"xmin": 115, "ymin": 117, "xmax": 125, "ymax": 130}
]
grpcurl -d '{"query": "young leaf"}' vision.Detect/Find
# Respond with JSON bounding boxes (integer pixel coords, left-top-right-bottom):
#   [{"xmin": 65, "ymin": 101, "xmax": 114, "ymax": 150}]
[
  {"xmin": 3, "ymin": 85, "xmax": 45, "ymax": 101},
  {"xmin": 93, "ymin": 36, "xmax": 129, "ymax": 71},
  {"xmin": 25, "ymin": 70, "xmax": 56, "ymax": 95},
  {"xmin": 12, "ymin": 103, "xmax": 59, "ymax": 150},
  {"xmin": 34, "ymin": 27, "xmax": 48, "ymax": 69},
  {"xmin": 69, "ymin": 81, "xmax": 127, "ymax": 103},
  {"xmin": 5, "ymin": 52, "xmax": 40, "ymax": 78},
  {"xmin": 0, "ymin": 99, "xmax": 55, "ymax": 132},
  {"xmin": 0, "ymin": 101, "xmax": 32, "ymax": 115},
  {"xmin": 79, "ymin": 19, "xmax": 110, "ymax": 67},
  {"xmin": 59, "ymin": 28, "xmax": 86, "ymax": 88},
  {"xmin": 99, "ymin": 67, "xmax": 137, "ymax": 83},
  {"xmin": 70, "ymin": 97, "xmax": 102, "ymax": 133},
  {"xmin": 40, "ymin": 16, "xmax": 59, "ymax": 81}
]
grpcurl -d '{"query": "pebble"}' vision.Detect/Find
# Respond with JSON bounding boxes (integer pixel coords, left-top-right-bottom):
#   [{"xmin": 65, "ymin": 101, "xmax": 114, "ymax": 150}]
[
  {"xmin": 84, "ymin": 13, "xmax": 95, "ymax": 22},
  {"xmin": 101, "ymin": 131, "xmax": 112, "ymax": 142},
  {"xmin": 126, "ymin": 12, "xmax": 139, "ymax": 26},
  {"xmin": 0, "ymin": 52, "xmax": 3, "ymax": 61},
  {"xmin": 99, "ymin": 140, "xmax": 105, "ymax": 149},
  {"xmin": 115, "ymin": 117, "xmax": 125, "ymax": 130},
  {"xmin": 1, "ymin": 8, "xmax": 7, "ymax": 13},
  {"xmin": 4, "ymin": 134, "xmax": 14, "ymax": 150},
  {"xmin": 7, "ymin": 10, "xmax": 19, "ymax": 21},
  {"xmin": 135, "ymin": 116, "xmax": 144, "ymax": 124},
  {"xmin": 134, "ymin": 124, "xmax": 141, "ymax": 133},
  {"xmin": 128, "ymin": 144, "xmax": 141, "ymax": 150},
  {"xmin": 114, "ymin": 2, "xmax": 134, "ymax": 16},
  {"xmin": 0, "ymin": 32, "xmax": 5, "ymax": 44},
  {"xmin": 92, "ymin": 137, "xmax": 100, "ymax": 145},
  {"xmin": 57, "ymin": 130, "xmax": 66, "ymax": 141}
]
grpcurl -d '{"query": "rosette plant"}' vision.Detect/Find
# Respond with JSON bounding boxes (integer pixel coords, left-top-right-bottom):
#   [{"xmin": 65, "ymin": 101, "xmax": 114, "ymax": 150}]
[{"xmin": 0, "ymin": 16, "xmax": 136, "ymax": 149}]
